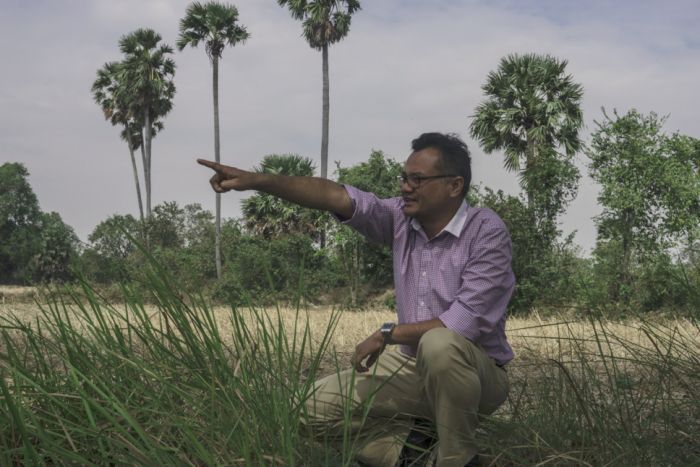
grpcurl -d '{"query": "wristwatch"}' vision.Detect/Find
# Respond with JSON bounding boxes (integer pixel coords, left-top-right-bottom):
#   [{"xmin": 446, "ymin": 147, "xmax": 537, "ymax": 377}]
[{"xmin": 380, "ymin": 322, "xmax": 396, "ymax": 345}]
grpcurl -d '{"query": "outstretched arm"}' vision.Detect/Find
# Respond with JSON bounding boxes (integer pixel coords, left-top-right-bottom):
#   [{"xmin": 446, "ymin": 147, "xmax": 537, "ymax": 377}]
[{"xmin": 197, "ymin": 159, "xmax": 354, "ymax": 219}]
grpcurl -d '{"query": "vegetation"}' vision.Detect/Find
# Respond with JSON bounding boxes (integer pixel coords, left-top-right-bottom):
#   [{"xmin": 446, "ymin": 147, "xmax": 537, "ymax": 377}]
[
  {"xmin": 335, "ymin": 150, "xmax": 402, "ymax": 306},
  {"xmin": 587, "ymin": 109, "xmax": 700, "ymax": 307},
  {"xmin": 242, "ymin": 154, "xmax": 326, "ymax": 240},
  {"xmin": 177, "ymin": 1, "xmax": 250, "ymax": 280},
  {"xmin": 277, "ymin": 0, "xmax": 362, "ymax": 179},
  {"xmin": 117, "ymin": 28, "xmax": 177, "ymax": 219},
  {"xmin": 469, "ymin": 53, "xmax": 587, "ymax": 313},
  {"xmin": 92, "ymin": 62, "xmax": 147, "ymax": 223},
  {"xmin": 0, "ymin": 258, "xmax": 346, "ymax": 465},
  {"xmin": 0, "ymin": 266, "xmax": 697, "ymax": 464},
  {"xmin": 0, "ymin": 163, "xmax": 79, "ymax": 284},
  {"xmin": 470, "ymin": 53, "xmax": 583, "ymax": 214}
]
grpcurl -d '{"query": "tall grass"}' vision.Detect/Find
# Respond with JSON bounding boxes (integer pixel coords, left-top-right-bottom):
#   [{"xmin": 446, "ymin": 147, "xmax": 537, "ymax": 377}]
[
  {"xmin": 480, "ymin": 313, "xmax": 700, "ymax": 465},
  {"xmin": 1, "ymin": 254, "xmax": 699, "ymax": 465},
  {"xmin": 0, "ymin": 256, "xmax": 354, "ymax": 465}
]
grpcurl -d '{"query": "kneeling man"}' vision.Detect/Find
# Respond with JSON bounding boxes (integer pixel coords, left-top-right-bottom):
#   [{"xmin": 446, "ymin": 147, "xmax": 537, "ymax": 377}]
[{"xmin": 199, "ymin": 132, "xmax": 514, "ymax": 466}]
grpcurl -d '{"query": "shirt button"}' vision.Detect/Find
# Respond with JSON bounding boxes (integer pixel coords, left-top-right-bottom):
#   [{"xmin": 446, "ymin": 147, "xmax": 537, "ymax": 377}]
[
  {"xmin": 421, "ymin": 271, "xmax": 427, "ymax": 277},
  {"xmin": 420, "ymin": 301, "xmax": 425, "ymax": 306}
]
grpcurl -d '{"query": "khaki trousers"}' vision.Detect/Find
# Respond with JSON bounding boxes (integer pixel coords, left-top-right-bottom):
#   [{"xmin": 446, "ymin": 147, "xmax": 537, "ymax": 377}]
[{"xmin": 305, "ymin": 327, "xmax": 509, "ymax": 466}]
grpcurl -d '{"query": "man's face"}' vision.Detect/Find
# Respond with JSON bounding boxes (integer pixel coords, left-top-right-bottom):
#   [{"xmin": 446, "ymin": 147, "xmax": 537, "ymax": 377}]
[{"xmin": 400, "ymin": 147, "xmax": 460, "ymax": 220}]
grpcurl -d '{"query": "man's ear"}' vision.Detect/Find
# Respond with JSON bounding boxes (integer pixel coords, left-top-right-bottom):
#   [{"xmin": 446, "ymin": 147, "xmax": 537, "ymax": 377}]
[{"xmin": 449, "ymin": 177, "xmax": 465, "ymax": 198}]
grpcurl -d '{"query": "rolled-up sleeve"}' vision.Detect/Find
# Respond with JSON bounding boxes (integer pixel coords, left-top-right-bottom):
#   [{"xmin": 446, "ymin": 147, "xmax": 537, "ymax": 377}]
[
  {"xmin": 339, "ymin": 185, "xmax": 399, "ymax": 248},
  {"xmin": 438, "ymin": 218, "xmax": 515, "ymax": 343}
]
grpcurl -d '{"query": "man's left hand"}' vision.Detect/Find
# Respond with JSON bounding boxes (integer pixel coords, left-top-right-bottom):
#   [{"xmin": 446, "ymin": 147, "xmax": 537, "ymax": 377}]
[{"xmin": 351, "ymin": 331, "xmax": 385, "ymax": 373}]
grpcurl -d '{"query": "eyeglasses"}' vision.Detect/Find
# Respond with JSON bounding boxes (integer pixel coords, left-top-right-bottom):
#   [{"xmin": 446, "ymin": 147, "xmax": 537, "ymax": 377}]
[{"xmin": 397, "ymin": 173, "xmax": 458, "ymax": 188}]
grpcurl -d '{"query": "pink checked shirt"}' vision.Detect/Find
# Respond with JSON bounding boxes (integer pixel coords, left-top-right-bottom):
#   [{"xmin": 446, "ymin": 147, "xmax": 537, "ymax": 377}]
[{"xmin": 341, "ymin": 185, "xmax": 515, "ymax": 365}]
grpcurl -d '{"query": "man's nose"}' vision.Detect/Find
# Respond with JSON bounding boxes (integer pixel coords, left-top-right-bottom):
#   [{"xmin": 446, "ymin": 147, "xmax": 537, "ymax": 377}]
[{"xmin": 399, "ymin": 180, "xmax": 414, "ymax": 193}]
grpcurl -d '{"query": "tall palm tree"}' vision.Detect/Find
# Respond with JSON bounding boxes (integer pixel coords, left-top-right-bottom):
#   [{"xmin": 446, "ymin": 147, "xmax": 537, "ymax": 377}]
[
  {"xmin": 92, "ymin": 61, "xmax": 145, "ymax": 224},
  {"xmin": 177, "ymin": 1, "xmax": 249, "ymax": 280},
  {"xmin": 470, "ymin": 53, "xmax": 583, "ymax": 208},
  {"xmin": 277, "ymin": 0, "xmax": 361, "ymax": 179},
  {"xmin": 118, "ymin": 28, "xmax": 176, "ymax": 218}
]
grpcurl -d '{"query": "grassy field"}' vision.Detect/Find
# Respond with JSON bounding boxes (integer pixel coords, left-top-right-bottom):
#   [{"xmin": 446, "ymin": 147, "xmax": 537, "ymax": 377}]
[{"xmin": 1, "ymin": 279, "xmax": 698, "ymax": 465}]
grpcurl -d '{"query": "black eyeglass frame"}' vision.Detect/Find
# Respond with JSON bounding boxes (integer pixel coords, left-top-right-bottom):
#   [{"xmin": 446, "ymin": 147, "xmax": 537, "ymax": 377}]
[{"xmin": 397, "ymin": 173, "xmax": 459, "ymax": 188}]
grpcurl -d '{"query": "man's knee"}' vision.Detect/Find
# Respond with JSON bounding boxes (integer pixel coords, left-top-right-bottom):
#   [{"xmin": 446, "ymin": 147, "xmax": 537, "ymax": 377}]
[
  {"xmin": 305, "ymin": 373, "xmax": 348, "ymax": 422},
  {"xmin": 417, "ymin": 327, "xmax": 480, "ymax": 375}
]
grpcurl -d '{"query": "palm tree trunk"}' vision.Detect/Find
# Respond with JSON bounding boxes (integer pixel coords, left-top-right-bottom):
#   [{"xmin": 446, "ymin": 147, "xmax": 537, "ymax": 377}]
[
  {"xmin": 140, "ymin": 129, "xmax": 147, "ymax": 186},
  {"xmin": 525, "ymin": 135, "xmax": 535, "ymax": 208},
  {"xmin": 125, "ymin": 128, "xmax": 145, "ymax": 224},
  {"xmin": 321, "ymin": 43, "xmax": 329, "ymax": 179},
  {"xmin": 213, "ymin": 56, "xmax": 222, "ymax": 280},
  {"xmin": 139, "ymin": 129, "xmax": 150, "ymax": 246},
  {"xmin": 144, "ymin": 108, "xmax": 152, "ymax": 219},
  {"xmin": 319, "ymin": 44, "xmax": 330, "ymax": 249}
]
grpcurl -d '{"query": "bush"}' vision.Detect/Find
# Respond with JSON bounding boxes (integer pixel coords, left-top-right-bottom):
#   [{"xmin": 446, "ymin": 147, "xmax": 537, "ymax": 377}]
[{"xmin": 215, "ymin": 233, "xmax": 341, "ymax": 306}]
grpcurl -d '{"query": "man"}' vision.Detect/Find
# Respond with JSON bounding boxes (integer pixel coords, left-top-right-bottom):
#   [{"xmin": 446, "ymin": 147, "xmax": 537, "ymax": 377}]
[{"xmin": 199, "ymin": 132, "xmax": 514, "ymax": 467}]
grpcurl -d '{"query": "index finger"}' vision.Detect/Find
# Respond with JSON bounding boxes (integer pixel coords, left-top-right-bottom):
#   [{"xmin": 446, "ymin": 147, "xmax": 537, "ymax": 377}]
[{"xmin": 197, "ymin": 159, "xmax": 222, "ymax": 171}]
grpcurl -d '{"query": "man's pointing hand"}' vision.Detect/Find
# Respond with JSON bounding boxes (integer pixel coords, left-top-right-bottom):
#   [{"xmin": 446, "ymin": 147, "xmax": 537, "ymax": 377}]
[{"xmin": 197, "ymin": 159, "xmax": 254, "ymax": 193}]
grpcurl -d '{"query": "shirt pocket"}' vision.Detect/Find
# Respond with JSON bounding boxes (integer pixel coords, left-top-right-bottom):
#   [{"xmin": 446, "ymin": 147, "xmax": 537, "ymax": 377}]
[{"xmin": 436, "ymin": 257, "xmax": 464, "ymax": 303}]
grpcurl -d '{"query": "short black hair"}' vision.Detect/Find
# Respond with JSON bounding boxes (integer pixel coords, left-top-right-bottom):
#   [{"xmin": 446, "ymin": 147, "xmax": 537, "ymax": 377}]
[{"xmin": 411, "ymin": 132, "xmax": 471, "ymax": 196}]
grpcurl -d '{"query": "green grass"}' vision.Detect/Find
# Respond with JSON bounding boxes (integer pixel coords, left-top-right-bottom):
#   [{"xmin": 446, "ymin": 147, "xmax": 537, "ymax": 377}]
[
  {"xmin": 0, "ymin": 258, "xmax": 354, "ymax": 465},
  {"xmin": 1, "ymin": 254, "xmax": 698, "ymax": 465}
]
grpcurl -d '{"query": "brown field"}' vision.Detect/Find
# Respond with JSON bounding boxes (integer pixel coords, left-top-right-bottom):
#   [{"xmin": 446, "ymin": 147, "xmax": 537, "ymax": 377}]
[
  {"xmin": 0, "ymin": 285, "xmax": 38, "ymax": 303},
  {"xmin": 3, "ymin": 299, "xmax": 697, "ymax": 369}
]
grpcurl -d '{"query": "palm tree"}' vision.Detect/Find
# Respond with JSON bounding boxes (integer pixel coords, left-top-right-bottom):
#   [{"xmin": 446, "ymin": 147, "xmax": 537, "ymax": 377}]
[
  {"xmin": 92, "ymin": 61, "xmax": 145, "ymax": 224},
  {"xmin": 277, "ymin": 0, "xmax": 361, "ymax": 179},
  {"xmin": 118, "ymin": 29, "xmax": 176, "ymax": 219},
  {"xmin": 177, "ymin": 1, "xmax": 249, "ymax": 280},
  {"xmin": 470, "ymin": 53, "xmax": 583, "ymax": 208},
  {"xmin": 242, "ymin": 154, "xmax": 324, "ymax": 239}
]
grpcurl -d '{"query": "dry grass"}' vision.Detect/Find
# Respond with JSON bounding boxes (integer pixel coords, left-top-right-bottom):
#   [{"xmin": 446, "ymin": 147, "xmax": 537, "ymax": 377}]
[
  {"xmin": 0, "ymin": 285, "xmax": 38, "ymax": 304},
  {"xmin": 3, "ymin": 301, "xmax": 697, "ymax": 364}
]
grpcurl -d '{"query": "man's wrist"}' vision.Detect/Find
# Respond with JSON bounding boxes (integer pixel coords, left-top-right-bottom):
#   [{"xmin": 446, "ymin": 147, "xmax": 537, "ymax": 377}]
[{"xmin": 380, "ymin": 322, "xmax": 396, "ymax": 345}]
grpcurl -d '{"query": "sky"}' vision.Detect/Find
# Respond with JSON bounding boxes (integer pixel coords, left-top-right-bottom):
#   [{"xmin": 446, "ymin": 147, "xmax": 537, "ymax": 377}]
[{"xmin": 1, "ymin": 0, "xmax": 699, "ymax": 254}]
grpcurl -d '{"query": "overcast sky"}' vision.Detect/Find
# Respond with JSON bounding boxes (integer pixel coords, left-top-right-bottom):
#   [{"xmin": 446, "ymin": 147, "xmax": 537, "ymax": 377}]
[{"xmin": 1, "ymin": 0, "xmax": 699, "ymax": 254}]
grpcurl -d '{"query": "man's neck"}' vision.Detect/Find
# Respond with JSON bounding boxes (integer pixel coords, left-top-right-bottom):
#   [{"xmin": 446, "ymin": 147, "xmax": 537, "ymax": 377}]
[{"xmin": 417, "ymin": 202, "xmax": 462, "ymax": 239}]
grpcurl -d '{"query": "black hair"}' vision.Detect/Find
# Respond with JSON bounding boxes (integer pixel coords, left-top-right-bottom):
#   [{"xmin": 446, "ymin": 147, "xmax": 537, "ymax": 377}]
[{"xmin": 411, "ymin": 132, "xmax": 471, "ymax": 196}]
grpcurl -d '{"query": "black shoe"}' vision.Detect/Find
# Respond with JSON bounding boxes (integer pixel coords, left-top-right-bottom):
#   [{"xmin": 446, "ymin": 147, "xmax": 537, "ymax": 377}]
[
  {"xmin": 398, "ymin": 424, "xmax": 436, "ymax": 466},
  {"xmin": 465, "ymin": 454, "xmax": 480, "ymax": 466}
]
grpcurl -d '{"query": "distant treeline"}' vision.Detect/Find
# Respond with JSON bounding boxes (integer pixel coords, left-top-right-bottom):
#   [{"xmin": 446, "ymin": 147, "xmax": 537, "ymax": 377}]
[{"xmin": 2, "ymin": 128, "xmax": 698, "ymax": 316}]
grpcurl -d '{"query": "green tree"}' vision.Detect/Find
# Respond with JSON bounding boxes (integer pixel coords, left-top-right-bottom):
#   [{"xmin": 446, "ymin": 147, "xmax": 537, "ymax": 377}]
[
  {"xmin": 92, "ymin": 61, "xmax": 146, "ymax": 223},
  {"xmin": 177, "ymin": 1, "xmax": 250, "ymax": 279},
  {"xmin": 82, "ymin": 214, "xmax": 140, "ymax": 283},
  {"xmin": 83, "ymin": 204, "xmax": 217, "ymax": 286},
  {"xmin": 88, "ymin": 214, "xmax": 140, "ymax": 261},
  {"xmin": 241, "ymin": 154, "xmax": 326, "ymax": 240},
  {"xmin": 587, "ymin": 109, "xmax": 700, "ymax": 303},
  {"xmin": 33, "ymin": 212, "xmax": 80, "ymax": 282},
  {"xmin": 118, "ymin": 29, "xmax": 176, "ymax": 218},
  {"xmin": 1, "ymin": 163, "xmax": 79, "ymax": 283},
  {"xmin": 470, "ymin": 53, "xmax": 583, "ymax": 213},
  {"xmin": 471, "ymin": 186, "xmax": 582, "ymax": 313},
  {"xmin": 277, "ymin": 0, "xmax": 361, "ymax": 179},
  {"xmin": 522, "ymin": 148, "xmax": 580, "ymax": 248},
  {"xmin": 0, "ymin": 163, "xmax": 42, "ymax": 283},
  {"xmin": 335, "ymin": 150, "xmax": 402, "ymax": 306}
]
